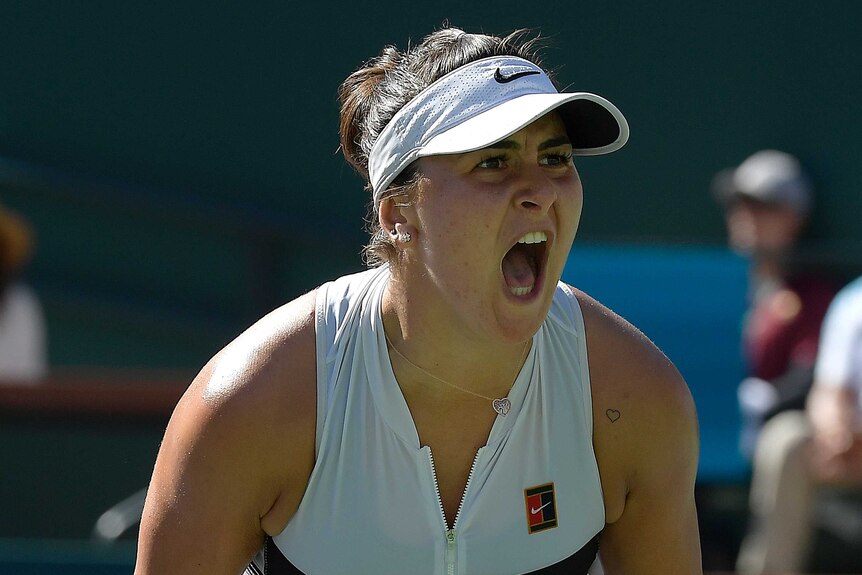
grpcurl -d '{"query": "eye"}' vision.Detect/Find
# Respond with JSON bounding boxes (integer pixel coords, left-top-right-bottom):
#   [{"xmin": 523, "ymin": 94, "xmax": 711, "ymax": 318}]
[
  {"xmin": 540, "ymin": 151, "xmax": 574, "ymax": 167},
  {"xmin": 476, "ymin": 154, "xmax": 509, "ymax": 169}
]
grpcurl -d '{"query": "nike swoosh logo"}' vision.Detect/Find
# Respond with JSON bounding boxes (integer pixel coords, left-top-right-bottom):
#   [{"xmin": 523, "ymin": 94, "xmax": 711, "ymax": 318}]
[
  {"xmin": 494, "ymin": 68, "xmax": 541, "ymax": 83},
  {"xmin": 530, "ymin": 501, "xmax": 551, "ymax": 515}
]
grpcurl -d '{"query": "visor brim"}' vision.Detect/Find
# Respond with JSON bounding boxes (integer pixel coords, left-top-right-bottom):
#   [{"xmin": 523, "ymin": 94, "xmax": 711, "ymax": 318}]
[{"xmin": 421, "ymin": 92, "xmax": 629, "ymax": 158}]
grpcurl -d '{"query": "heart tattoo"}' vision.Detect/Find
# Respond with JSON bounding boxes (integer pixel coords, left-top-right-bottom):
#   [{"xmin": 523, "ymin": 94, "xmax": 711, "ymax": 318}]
[{"xmin": 606, "ymin": 409, "xmax": 621, "ymax": 423}]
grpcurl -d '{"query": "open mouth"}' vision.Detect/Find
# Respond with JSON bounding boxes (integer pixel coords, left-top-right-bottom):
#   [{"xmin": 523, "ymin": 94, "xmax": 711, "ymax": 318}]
[{"xmin": 501, "ymin": 231, "xmax": 548, "ymax": 297}]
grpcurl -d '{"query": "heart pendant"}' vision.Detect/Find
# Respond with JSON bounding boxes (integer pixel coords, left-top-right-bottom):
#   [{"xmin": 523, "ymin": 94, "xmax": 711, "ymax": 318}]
[{"xmin": 492, "ymin": 398, "xmax": 511, "ymax": 417}]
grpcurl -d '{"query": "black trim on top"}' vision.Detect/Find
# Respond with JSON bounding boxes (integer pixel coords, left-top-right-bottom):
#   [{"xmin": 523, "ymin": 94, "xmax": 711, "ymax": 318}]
[
  {"xmin": 247, "ymin": 532, "xmax": 600, "ymax": 574},
  {"xmin": 525, "ymin": 533, "xmax": 600, "ymax": 574},
  {"xmin": 264, "ymin": 536, "xmax": 304, "ymax": 573}
]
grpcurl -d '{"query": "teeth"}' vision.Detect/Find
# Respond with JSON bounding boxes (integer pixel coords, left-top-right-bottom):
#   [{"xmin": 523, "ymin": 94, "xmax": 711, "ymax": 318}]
[
  {"xmin": 517, "ymin": 231, "xmax": 547, "ymax": 245},
  {"xmin": 508, "ymin": 231, "xmax": 544, "ymax": 297}
]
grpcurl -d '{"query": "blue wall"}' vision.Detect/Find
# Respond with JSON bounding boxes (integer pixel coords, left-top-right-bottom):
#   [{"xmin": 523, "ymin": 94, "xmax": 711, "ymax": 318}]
[{"xmin": 564, "ymin": 244, "xmax": 750, "ymax": 481}]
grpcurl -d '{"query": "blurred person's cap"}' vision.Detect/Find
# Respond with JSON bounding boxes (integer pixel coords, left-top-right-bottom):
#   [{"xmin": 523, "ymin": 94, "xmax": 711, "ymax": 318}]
[
  {"xmin": 712, "ymin": 150, "xmax": 813, "ymax": 216},
  {"xmin": 0, "ymin": 204, "xmax": 34, "ymax": 277}
]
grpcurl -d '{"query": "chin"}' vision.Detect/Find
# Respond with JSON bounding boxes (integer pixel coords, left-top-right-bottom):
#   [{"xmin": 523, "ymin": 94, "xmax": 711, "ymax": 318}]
[{"xmin": 495, "ymin": 296, "xmax": 555, "ymax": 343}]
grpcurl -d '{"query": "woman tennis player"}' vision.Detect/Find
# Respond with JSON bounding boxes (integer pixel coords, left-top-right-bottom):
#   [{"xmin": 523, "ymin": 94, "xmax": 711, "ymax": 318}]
[{"xmin": 136, "ymin": 26, "xmax": 702, "ymax": 574}]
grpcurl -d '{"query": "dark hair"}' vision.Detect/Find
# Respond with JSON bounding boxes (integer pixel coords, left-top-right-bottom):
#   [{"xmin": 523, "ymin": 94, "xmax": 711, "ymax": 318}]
[{"xmin": 338, "ymin": 26, "xmax": 549, "ymax": 266}]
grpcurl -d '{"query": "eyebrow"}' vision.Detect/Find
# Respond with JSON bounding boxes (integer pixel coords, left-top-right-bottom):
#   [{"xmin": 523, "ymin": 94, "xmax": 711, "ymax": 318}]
[
  {"xmin": 538, "ymin": 136, "xmax": 573, "ymax": 151},
  {"xmin": 482, "ymin": 135, "xmax": 573, "ymax": 152}
]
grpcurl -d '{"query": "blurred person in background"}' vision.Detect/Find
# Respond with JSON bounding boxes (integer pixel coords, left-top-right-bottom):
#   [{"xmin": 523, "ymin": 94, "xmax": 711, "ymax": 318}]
[
  {"xmin": 712, "ymin": 150, "xmax": 837, "ymax": 458},
  {"xmin": 737, "ymin": 275, "xmax": 862, "ymax": 573},
  {"xmin": 0, "ymin": 202, "xmax": 47, "ymax": 382}
]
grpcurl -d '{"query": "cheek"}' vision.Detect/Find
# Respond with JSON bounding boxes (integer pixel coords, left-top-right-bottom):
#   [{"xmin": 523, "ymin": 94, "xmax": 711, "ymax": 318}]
[
  {"xmin": 560, "ymin": 181, "xmax": 584, "ymax": 238},
  {"xmin": 573, "ymin": 188, "xmax": 584, "ymax": 221},
  {"xmin": 428, "ymin": 216, "xmax": 495, "ymax": 267},
  {"xmin": 758, "ymin": 219, "xmax": 798, "ymax": 250},
  {"xmin": 420, "ymin": 207, "xmax": 500, "ymax": 294},
  {"xmin": 727, "ymin": 210, "xmax": 756, "ymax": 240},
  {"xmin": 420, "ymin": 181, "xmax": 499, "ymax": 244}
]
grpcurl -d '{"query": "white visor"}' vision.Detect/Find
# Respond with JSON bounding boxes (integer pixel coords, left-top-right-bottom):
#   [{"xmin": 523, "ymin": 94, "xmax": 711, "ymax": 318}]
[{"xmin": 368, "ymin": 56, "xmax": 629, "ymax": 203}]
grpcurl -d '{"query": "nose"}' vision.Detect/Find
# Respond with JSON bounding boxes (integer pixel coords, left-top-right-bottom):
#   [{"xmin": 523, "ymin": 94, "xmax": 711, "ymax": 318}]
[{"xmin": 514, "ymin": 167, "xmax": 558, "ymax": 213}]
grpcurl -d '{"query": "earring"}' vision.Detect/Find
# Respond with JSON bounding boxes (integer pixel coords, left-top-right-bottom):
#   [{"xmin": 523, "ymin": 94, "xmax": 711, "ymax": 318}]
[{"xmin": 398, "ymin": 231, "xmax": 412, "ymax": 243}]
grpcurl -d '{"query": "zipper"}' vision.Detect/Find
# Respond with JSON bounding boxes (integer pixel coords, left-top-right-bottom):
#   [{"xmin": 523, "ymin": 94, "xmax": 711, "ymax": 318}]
[
  {"xmin": 445, "ymin": 528, "xmax": 456, "ymax": 575},
  {"xmin": 428, "ymin": 448, "xmax": 482, "ymax": 575},
  {"xmin": 427, "ymin": 449, "xmax": 448, "ymax": 528}
]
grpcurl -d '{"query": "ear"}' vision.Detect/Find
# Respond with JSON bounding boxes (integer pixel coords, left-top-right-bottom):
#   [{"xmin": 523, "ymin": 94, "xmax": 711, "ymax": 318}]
[
  {"xmin": 379, "ymin": 197, "xmax": 405, "ymax": 233},
  {"xmin": 379, "ymin": 198, "xmax": 416, "ymax": 242}
]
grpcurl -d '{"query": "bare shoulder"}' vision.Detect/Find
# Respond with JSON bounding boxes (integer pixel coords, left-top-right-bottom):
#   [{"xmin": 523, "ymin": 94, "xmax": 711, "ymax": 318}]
[
  {"xmin": 137, "ymin": 289, "xmax": 318, "ymax": 574},
  {"xmin": 171, "ymin": 287, "xmax": 319, "ymax": 517},
  {"xmin": 190, "ymin": 288, "xmax": 319, "ymax": 418},
  {"xmin": 571, "ymin": 287, "xmax": 694, "ymax": 416},
  {"xmin": 569, "ymin": 286, "xmax": 699, "ymax": 516},
  {"xmin": 568, "ymin": 286, "xmax": 702, "ymax": 570}
]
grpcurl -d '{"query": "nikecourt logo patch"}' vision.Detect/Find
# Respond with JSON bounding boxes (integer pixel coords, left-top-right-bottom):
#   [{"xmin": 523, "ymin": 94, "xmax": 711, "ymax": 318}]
[
  {"xmin": 524, "ymin": 482, "xmax": 558, "ymax": 534},
  {"xmin": 494, "ymin": 67, "xmax": 541, "ymax": 83}
]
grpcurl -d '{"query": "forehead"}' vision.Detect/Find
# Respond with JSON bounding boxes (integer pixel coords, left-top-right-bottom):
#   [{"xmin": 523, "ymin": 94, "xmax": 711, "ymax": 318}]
[{"xmin": 728, "ymin": 197, "xmax": 803, "ymax": 221}]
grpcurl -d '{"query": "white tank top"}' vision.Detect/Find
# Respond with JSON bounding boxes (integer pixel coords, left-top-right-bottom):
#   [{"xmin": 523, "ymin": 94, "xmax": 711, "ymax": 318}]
[{"xmin": 248, "ymin": 266, "xmax": 604, "ymax": 574}]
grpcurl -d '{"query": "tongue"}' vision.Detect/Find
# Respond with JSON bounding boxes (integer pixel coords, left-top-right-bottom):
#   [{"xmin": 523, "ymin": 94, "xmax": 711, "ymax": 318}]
[{"xmin": 502, "ymin": 246, "xmax": 537, "ymax": 288}]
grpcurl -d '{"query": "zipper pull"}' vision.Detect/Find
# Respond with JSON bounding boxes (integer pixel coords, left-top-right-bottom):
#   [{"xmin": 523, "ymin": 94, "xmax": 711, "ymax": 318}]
[{"xmin": 445, "ymin": 529, "xmax": 456, "ymax": 575}]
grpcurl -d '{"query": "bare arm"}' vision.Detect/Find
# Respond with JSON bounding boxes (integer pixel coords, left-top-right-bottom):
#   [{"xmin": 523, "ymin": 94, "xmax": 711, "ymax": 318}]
[
  {"xmin": 598, "ymin": 368, "xmax": 701, "ymax": 573},
  {"xmin": 806, "ymin": 284, "xmax": 862, "ymax": 480},
  {"xmin": 577, "ymin": 290, "xmax": 702, "ymax": 573},
  {"xmin": 808, "ymin": 385, "xmax": 859, "ymax": 444},
  {"xmin": 807, "ymin": 384, "xmax": 862, "ymax": 483},
  {"xmin": 135, "ymin": 291, "xmax": 317, "ymax": 574}
]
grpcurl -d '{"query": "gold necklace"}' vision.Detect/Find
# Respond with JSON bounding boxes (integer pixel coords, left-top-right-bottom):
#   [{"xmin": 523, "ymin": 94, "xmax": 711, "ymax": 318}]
[{"xmin": 383, "ymin": 331, "xmax": 529, "ymax": 417}]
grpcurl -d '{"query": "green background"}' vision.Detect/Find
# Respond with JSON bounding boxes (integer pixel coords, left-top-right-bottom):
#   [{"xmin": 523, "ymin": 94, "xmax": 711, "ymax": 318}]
[
  {"xmin": 2, "ymin": 2, "xmax": 859, "ymax": 245},
  {"xmin": 2, "ymin": 1, "xmax": 860, "ymax": 369},
  {"xmin": 0, "ymin": 4, "xmax": 860, "ymax": 566}
]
